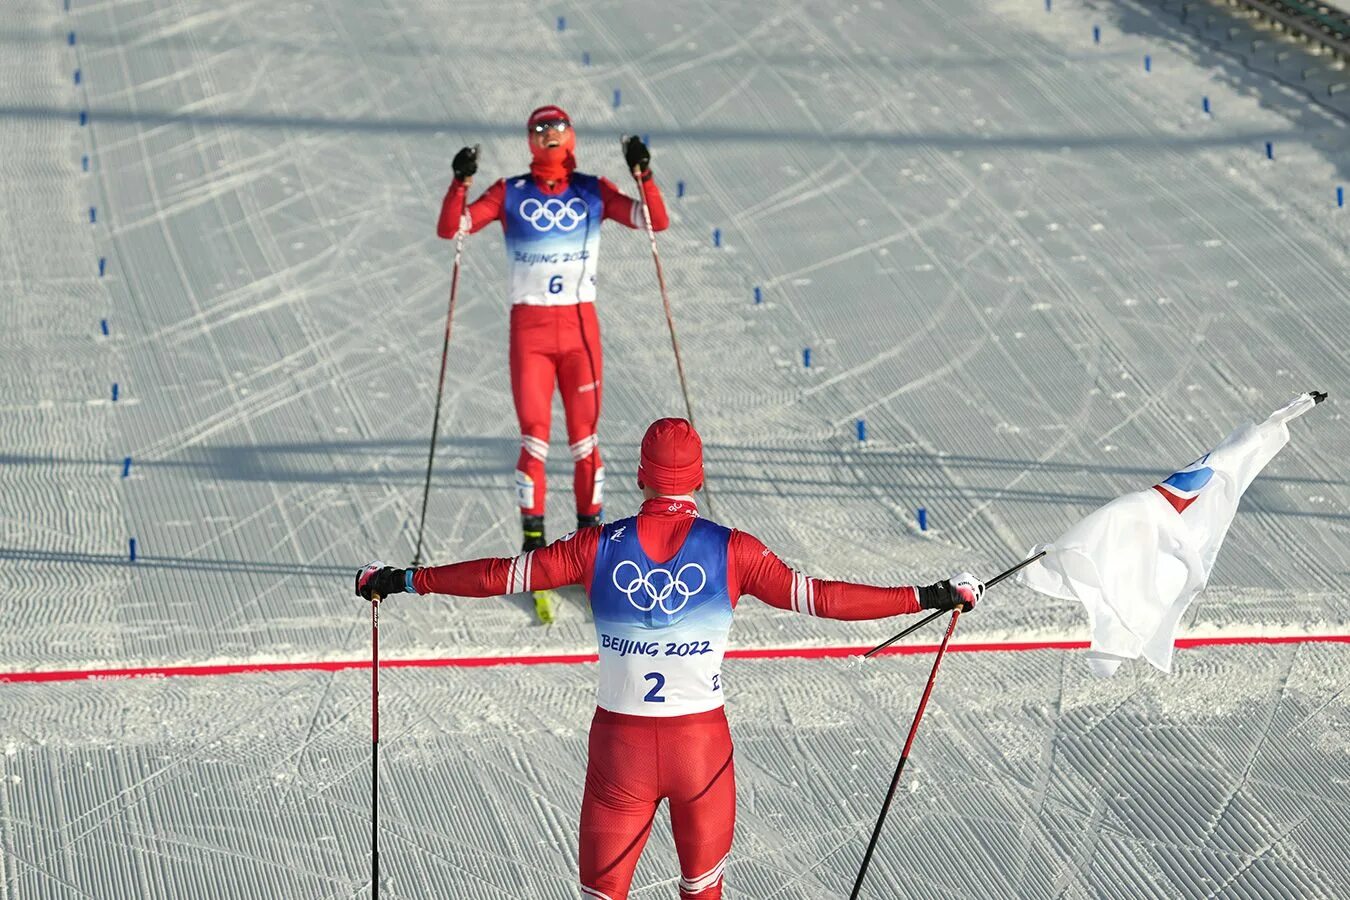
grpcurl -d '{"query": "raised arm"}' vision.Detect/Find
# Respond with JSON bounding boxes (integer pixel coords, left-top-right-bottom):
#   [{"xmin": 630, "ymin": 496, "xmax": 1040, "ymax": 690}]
[
  {"xmin": 436, "ymin": 177, "xmax": 506, "ymax": 239},
  {"xmin": 726, "ymin": 531, "xmax": 920, "ymax": 619},
  {"xmin": 599, "ymin": 174, "xmax": 669, "ymax": 232}
]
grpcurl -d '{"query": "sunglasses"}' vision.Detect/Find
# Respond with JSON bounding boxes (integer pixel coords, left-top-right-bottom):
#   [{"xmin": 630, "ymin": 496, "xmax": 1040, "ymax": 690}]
[{"xmin": 530, "ymin": 119, "xmax": 571, "ymax": 134}]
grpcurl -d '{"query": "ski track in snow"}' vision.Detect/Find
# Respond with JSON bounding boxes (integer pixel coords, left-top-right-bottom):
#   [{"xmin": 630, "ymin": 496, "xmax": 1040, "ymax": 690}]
[{"xmin": 2, "ymin": 0, "xmax": 1349, "ymax": 895}]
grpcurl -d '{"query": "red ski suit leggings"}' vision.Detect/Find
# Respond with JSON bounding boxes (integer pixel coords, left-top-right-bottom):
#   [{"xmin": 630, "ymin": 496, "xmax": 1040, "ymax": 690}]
[
  {"xmin": 510, "ymin": 303, "xmax": 603, "ymax": 518},
  {"xmin": 580, "ymin": 707, "xmax": 735, "ymax": 899}
]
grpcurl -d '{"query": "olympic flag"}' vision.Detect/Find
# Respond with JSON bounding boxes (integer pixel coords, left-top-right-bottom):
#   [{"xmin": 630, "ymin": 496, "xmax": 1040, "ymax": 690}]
[{"xmin": 1019, "ymin": 392, "xmax": 1326, "ymax": 676}]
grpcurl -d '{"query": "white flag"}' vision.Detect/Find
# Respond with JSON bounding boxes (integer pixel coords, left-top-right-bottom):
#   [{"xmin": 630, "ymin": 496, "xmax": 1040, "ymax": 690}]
[{"xmin": 1018, "ymin": 392, "xmax": 1324, "ymax": 676}]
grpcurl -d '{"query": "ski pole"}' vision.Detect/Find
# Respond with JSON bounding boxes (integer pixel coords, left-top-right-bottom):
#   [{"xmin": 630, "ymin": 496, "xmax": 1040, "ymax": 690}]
[
  {"xmin": 624, "ymin": 137, "xmax": 717, "ymax": 518},
  {"xmin": 370, "ymin": 594, "xmax": 381, "ymax": 897},
  {"xmin": 849, "ymin": 604, "xmax": 961, "ymax": 899},
  {"xmin": 861, "ymin": 551, "xmax": 1046, "ymax": 659},
  {"xmin": 412, "ymin": 145, "xmax": 477, "ymax": 566}
]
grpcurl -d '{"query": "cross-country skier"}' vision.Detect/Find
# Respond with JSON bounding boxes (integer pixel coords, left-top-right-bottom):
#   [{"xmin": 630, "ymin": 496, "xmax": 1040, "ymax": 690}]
[
  {"xmin": 357, "ymin": 418, "xmax": 984, "ymax": 900},
  {"xmin": 436, "ymin": 106, "xmax": 669, "ymax": 558}
]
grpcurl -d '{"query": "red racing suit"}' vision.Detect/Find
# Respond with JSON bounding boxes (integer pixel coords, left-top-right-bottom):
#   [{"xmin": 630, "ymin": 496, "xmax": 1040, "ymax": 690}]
[
  {"xmin": 413, "ymin": 497, "xmax": 923, "ymax": 899},
  {"xmin": 437, "ymin": 172, "xmax": 669, "ymax": 518}
]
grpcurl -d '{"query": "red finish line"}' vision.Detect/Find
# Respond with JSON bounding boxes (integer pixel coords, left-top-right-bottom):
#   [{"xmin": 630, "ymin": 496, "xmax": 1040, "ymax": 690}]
[{"xmin": 2, "ymin": 633, "xmax": 1348, "ymax": 685}]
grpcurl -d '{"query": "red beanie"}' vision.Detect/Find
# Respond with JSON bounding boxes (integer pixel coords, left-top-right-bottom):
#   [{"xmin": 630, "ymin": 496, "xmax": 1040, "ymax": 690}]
[{"xmin": 638, "ymin": 418, "xmax": 704, "ymax": 495}]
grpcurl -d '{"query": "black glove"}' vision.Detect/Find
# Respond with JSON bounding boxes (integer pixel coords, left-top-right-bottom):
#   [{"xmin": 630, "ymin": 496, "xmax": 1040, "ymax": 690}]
[
  {"xmin": 623, "ymin": 136, "xmax": 650, "ymax": 174},
  {"xmin": 452, "ymin": 146, "xmax": 478, "ymax": 181},
  {"xmin": 917, "ymin": 572, "xmax": 985, "ymax": 612},
  {"xmin": 356, "ymin": 560, "xmax": 412, "ymax": 602}
]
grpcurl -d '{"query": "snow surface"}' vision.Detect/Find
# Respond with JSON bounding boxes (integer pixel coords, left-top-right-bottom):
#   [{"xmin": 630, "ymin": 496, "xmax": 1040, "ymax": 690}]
[{"xmin": 2, "ymin": 0, "xmax": 1349, "ymax": 896}]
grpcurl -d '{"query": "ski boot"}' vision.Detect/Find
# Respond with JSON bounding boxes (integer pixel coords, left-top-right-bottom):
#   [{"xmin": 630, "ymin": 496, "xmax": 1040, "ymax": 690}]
[{"xmin": 521, "ymin": 514, "xmax": 555, "ymax": 623}]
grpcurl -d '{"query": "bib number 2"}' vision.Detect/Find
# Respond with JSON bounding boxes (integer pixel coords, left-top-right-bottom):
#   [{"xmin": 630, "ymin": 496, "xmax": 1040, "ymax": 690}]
[{"xmin": 643, "ymin": 672, "xmax": 666, "ymax": 703}]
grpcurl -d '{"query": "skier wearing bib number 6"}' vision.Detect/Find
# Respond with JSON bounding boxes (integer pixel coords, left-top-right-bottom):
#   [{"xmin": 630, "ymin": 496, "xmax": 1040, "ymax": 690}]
[
  {"xmin": 357, "ymin": 418, "xmax": 984, "ymax": 900},
  {"xmin": 436, "ymin": 106, "xmax": 669, "ymax": 570}
]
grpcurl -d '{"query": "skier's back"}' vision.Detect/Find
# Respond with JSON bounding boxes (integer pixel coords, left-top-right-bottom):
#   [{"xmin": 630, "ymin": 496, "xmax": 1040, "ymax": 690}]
[{"xmin": 357, "ymin": 418, "xmax": 983, "ymax": 899}]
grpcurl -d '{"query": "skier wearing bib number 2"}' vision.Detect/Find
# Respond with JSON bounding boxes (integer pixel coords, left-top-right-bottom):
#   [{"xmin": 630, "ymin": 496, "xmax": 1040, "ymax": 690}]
[
  {"xmin": 357, "ymin": 418, "xmax": 985, "ymax": 900},
  {"xmin": 436, "ymin": 106, "xmax": 669, "ymax": 566}
]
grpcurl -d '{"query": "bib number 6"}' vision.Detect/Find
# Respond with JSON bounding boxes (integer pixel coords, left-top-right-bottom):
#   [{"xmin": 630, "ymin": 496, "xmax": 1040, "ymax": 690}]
[{"xmin": 548, "ymin": 275, "xmax": 564, "ymax": 294}]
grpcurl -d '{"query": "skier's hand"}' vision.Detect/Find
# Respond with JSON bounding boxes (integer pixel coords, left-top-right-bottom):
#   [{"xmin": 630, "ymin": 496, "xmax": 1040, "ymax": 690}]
[
  {"xmin": 623, "ymin": 136, "xmax": 650, "ymax": 174},
  {"xmin": 918, "ymin": 572, "xmax": 984, "ymax": 612},
  {"xmin": 356, "ymin": 561, "xmax": 411, "ymax": 602},
  {"xmin": 452, "ymin": 146, "xmax": 478, "ymax": 181}
]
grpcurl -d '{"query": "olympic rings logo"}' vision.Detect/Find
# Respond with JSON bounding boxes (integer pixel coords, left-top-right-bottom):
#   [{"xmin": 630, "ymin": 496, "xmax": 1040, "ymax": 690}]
[
  {"xmin": 519, "ymin": 197, "xmax": 589, "ymax": 232},
  {"xmin": 612, "ymin": 560, "xmax": 706, "ymax": 615}
]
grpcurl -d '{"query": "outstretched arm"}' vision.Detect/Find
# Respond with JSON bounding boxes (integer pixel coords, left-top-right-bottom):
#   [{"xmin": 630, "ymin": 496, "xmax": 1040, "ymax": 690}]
[
  {"xmin": 436, "ymin": 178, "xmax": 506, "ymax": 239},
  {"xmin": 727, "ymin": 531, "xmax": 922, "ymax": 620},
  {"xmin": 412, "ymin": 527, "xmax": 601, "ymax": 597},
  {"xmin": 599, "ymin": 175, "xmax": 669, "ymax": 232}
]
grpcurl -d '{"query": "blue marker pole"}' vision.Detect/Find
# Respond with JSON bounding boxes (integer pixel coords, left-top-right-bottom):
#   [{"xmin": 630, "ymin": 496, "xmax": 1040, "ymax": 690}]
[
  {"xmin": 753, "ymin": 286, "xmax": 762, "ymax": 304},
  {"xmin": 74, "ymin": 69, "xmax": 81, "ymax": 85},
  {"xmin": 1144, "ymin": 54, "xmax": 1151, "ymax": 72},
  {"xmin": 917, "ymin": 507, "xmax": 928, "ymax": 532},
  {"xmin": 1093, "ymin": 25, "xmax": 1101, "ymax": 44},
  {"xmin": 98, "ymin": 257, "xmax": 106, "ymax": 276},
  {"xmin": 100, "ymin": 319, "xmax": 109, "ymax": 335},
  {"xmin": 129, "ymin": 538, "xmax": 137, "ymax": 562},
  {"xmin": 1338, "ymin": 186, "xmax": 1345, "ymax": 208},
  {"xmin": 68, "ymin": 31, "xmax": 76, "ymax": 45},
  {"xmin": 613, "ymin": 88, "xmax": 621, "ymax": 108},
  {"xmin": 111, "ymin": 382, "xmax": 119, "ymax": 401},
  {"xmin": 803, "ymin": 347, "xmax": 812, "ymax": 368},
  {"xmin": 79, "ymin": 110, "xmax": 87, "ymax": 126},
  {"xmin": 557, "ymin": 15, "xmax": 565, "ymax": 30},
  {"xmin": 582, "ymin": 51, "xmax": 590, "ymax": 66},
  {"xmin": 856, "ymin": 419, "xmax": 867, "ymax": 443},
  {"xmin": 89, "ymin": 206, "xmax": 96, "ymax": 223},
  {"xmin": 1265, "ymin": 141, "xmax": 1274, "ymax": 161},
  {"xmin": 1202, "ymin": 96, "xmax": 1211, "ymax": 115},
  {"xmin": 642, "ymin": 134, "xmax": 650, "ymax": 146},
  {"xmin": 712, "ymin": 227, "xmax": 721, "ymax": 247},
  {"xmin": 676, "ymin": 179, "xmax": 685, "ymax": 198},
  {"xmin": 122, "ymin": 457, "xmax": 132, "ymax": 478},
  {"xmin": 81, "ymin": 154, "xmax": 89, "ymax": 171}
]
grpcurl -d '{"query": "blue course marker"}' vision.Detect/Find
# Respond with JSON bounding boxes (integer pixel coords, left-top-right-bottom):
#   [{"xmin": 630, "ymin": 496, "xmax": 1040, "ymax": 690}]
[
  {"xmin": 917, "ymin": 507, "xmax": 928, "ymax": 532},
  {"xmin": 557, "ymin": 15, "xmax": 565, "ymax": 31},
  {"xmin": 1093, "ymin": 25, "xmax": 1101, "ymax": 44},
  {"xmin": 1338, "ymin": 186, "xmax": 1344, "ymax": 208},
  {"xmin": 68, "ymin": 31, "xmax": 75, "ymax": 45},
  {"xmin": 1265, "ymin": 141, "xmax": 1274, "ymax": 160},
  {"xmin": 89, "ymin": 206, "xmax": 96, "ymax": 223},
  {"xmin": 856, "ymin": 419, "xmax": 867, "ymax": 442},
  {"xmin": 129, "ymin": 538, "xmax": 137, "ymax": 562},
  {"xmin": 111, "ymin": 382, "xmax": 119, "ymax": 401},
  {"xmin": 74, "ymin": 69, "xmax": 81, "ymax": 85},
  {"xmin": 1202, "ymin": 96, "xmax": 1211, "ymax": 115},
  {"xmin": 79, "ymin": 110, "xmax": 87, "ymax": 125},
  {"xmin": 676, "ymin": 179, "xmax": 685, "ymax": 198},
  {"xmin": 802, "ymin": 347, "xmax": 812, "ymax": 368},
  {"xmin": 613, "ymin": 88, "xmax": 621, "ymax": 108},
  {"xmin": 100, "ymin": 318, "xmax": 109, "ymax": 336},
  {"xmin": 81, "ymin": 154, "xmax": 89, "ymax": 171},
  {"xmin": 1045, "ymin": 0, "xmax": 1051, "ymax": 11},
  {"xmin": 753, "ymin": 286, "xmax": 762, "ymax": 304},
  {"xmin": 712, "ymin": 227, "xmax": 721, "ymax": 247},
  {"xmin": 122, "ymin": 457, "xmax": 132, "ymax": 478},
  {"xmin": 582, "ymin": 51, "xmax": 590, "ymax": 66},
  {"xmin": 98, "ymin": 256, "xmax": 106, "ymax": 276},
  {"xmin": 1144, "ymin": 54, "xmax": 1151, "ymax": 72},
  {"xmin": 642, "ymin": 133, "xmax": 650, "ymax": 146}
]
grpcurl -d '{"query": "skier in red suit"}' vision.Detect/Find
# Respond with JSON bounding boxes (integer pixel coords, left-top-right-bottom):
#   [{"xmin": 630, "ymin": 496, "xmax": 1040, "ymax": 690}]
[
  {"xmin": 358, "ymin": 418, "xmax": 984, "ymax": 900},
  {"xmin": 437, "ymin": 106, "xmax": 669, "ymax": 553}
]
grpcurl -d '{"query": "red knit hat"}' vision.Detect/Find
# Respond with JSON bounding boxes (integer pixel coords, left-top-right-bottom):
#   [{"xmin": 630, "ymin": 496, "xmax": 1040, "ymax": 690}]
[{"xmin": 638, "ymin": 418, "xmax": 703, "ymax": 495}]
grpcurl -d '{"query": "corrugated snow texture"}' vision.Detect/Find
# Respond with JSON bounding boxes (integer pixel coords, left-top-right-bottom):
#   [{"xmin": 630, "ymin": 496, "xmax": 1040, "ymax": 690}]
[
  {"xmin": 3, "ymin": 0, "xmax": 1350, "ymax": 894},
  {"xmin": 2, "ymin": 647, "xmax": 1348, "ymax": 898}
]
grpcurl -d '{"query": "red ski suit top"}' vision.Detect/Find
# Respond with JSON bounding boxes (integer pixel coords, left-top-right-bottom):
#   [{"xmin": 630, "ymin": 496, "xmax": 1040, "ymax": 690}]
[
  {"xmin": 413, "ymin": 497, "xmax": 921, "ymax": 618},
  {"xmin": 436, "ymin": 172, "xmax": 668, "ymax": 241}
]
